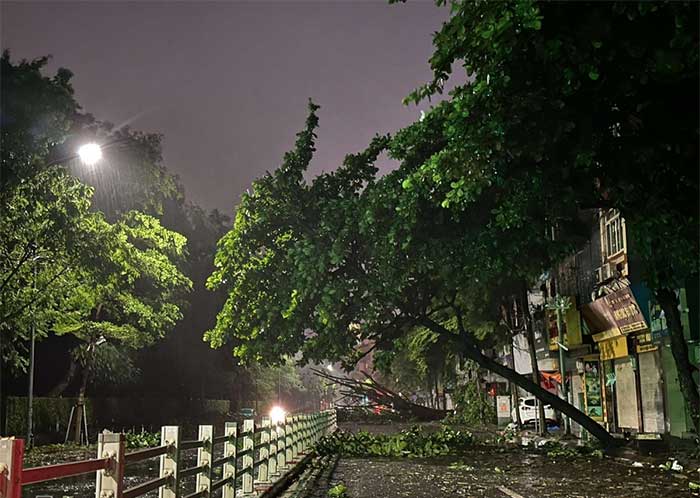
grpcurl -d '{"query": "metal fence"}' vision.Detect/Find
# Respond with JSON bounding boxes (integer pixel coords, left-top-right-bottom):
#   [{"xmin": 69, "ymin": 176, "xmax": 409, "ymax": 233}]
[{"xmin": 0, "ymin": 410, "xmax": 337, "ymax": 498}]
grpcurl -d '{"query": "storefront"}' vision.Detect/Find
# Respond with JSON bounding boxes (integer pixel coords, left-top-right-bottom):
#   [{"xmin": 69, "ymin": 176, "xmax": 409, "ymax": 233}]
[{"xmin": 582, "ymin": 286, "xmax": 659, "ymax": 435}]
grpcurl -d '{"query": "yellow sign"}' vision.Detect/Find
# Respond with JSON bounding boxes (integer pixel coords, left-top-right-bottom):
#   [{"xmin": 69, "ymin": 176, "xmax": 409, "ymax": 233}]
[
  {"xmin": 565, "ymin": 308, "xmax": 583, "ymax": 346},
  {"xmin": 599, "ymin": 335, "xmax": 628, "ymax": 361},
  {"xmin": 635, "ymin": 330, "xmax": 657, "ymax": 353},
  {"xmin": 592, "ymin": 328, "xmax": 622, "ymax": 343},
  {"xmin": 637, "ymin": 343, "xmax": 658, "ymax": 353}
]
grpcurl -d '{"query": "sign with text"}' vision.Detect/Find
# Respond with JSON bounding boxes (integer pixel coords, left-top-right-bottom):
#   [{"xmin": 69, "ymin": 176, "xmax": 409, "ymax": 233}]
[{"xmin": 583, "ymin": 287, "xmax": 648, "ymax": 337}]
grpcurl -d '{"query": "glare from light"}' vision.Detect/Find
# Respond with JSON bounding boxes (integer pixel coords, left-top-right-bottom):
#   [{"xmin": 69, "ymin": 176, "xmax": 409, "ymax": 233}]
[
  {"xmin": 326, "ymin": 364, "xmax": 334, "ymax": 372},
  {"xmin": 77, "ymin": 143, "xmax": 102, "ymax": 166},
  {"xmin": 270, "ymin": 405, "xmax": 286, "ymax": 425}
]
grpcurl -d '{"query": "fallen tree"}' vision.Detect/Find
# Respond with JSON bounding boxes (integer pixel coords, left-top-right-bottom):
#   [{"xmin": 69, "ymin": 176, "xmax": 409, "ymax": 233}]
[
  {"xmin": 206, "ymin": 103, "xmax": 619, "ymax": 446},
  {"xmin": 311, "ymin": 368, "xmax": 448, "ymax": 421}
]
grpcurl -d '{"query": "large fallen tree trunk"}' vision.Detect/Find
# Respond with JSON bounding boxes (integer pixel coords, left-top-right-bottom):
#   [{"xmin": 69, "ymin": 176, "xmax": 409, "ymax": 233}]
[
  {"xmin": 312, "ymin": 368, "xmax": 448, "ymax": 421},
  {"xmin": 421, "ymin": 317, "xmax": 619, "ymax": 448}
]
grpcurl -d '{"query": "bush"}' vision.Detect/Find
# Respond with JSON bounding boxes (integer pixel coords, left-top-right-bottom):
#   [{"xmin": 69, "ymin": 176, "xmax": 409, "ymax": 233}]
[
  {"xmin": 444, "ymin": 382, "xmax": 496, "ymax": 427},
  {"xmin": 124, "ymin": 429, "xmax": 160, "ymax": 448},
  {"xmin": 327, "ymin": 483, "xmax": 349, "ymax": 498},
  {"xmin": 539, "ymin": 440, "xmax": 604, "ymax": 459},
  {"xmin": 316, "ymin": 425, "xmax": 473, "ymax": 458},
  {"xmin": 6, "ymin": 397, "xmax": 93, "ymax": 440},
  {"xmin": 336, "ymin": 407, "xmax": 411, "ymax": 424}
]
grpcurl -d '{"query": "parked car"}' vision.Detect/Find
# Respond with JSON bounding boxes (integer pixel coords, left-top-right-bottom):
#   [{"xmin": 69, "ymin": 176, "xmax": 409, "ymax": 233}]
[
  {"xmin": 238, "ymin": 407, "xmax": 256, "ymax": 419},
  {"xmin": 512, "ymin": 397, "xmax": 557, "ymax": 426}
]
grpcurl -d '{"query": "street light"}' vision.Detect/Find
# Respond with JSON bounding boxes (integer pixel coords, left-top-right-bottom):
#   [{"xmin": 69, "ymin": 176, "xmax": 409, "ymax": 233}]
[
  {"xmin": 270, "ymin": 405, "xmax": 286, "ymax": 425},
  {"xmin": 26, "ymin": 145, "xmax": 105, "ymax": 446},
  {"xmin": 77, "ymin": 143, "xmax": 102, "ymax": 166}
]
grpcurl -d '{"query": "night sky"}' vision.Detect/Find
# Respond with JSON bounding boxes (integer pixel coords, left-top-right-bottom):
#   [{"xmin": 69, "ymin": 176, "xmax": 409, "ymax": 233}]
[{"xmin": 1, "ymin": 1, "xmax": 449, "ymax": 213}]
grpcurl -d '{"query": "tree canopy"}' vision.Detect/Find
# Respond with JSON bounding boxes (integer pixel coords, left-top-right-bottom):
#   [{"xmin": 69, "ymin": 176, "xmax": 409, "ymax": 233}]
[
  {"xmin": 208, "ymin": 0, "xmax": 698, "ymax": 443},
  {"xmin": 0, "ymin": 52, "xmax": 192, "ymax": 381}
]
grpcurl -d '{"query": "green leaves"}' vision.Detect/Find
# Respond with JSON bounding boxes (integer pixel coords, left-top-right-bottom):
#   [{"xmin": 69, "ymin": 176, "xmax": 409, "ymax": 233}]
[{"xmin": 315, "ymin": 426, "xmax": 474, "ymax": 458}]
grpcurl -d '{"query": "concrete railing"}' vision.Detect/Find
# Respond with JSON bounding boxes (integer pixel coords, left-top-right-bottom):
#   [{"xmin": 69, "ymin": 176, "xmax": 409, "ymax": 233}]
[{"xmin": 0, "ymin": 409, "xmax": 337, "ymax": 498}]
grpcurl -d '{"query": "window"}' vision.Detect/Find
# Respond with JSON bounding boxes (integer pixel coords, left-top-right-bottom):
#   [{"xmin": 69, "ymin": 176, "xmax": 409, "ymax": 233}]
[{"xmin": 605, "ymin": 213, "xmax": 625, "ymax": 257}]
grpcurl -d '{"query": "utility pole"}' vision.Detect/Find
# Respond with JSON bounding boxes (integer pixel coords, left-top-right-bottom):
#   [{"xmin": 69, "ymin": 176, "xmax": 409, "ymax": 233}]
[
  {"xmin": 27, "ymin": 260, "xmax": 38, "ymax": 447},
  {"xmin": 550, "ymin": 296, "xmax": 572, "ymax": 436}
]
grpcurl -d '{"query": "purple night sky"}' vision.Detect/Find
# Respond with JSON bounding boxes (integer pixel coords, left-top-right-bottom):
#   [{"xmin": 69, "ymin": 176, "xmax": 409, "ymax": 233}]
[{"xmin": 1, "ymin": 1, "xmax": 449, "ymax": 213}]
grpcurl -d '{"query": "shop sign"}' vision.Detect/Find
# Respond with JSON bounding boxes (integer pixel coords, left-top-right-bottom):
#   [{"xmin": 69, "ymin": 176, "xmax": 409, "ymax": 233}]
[
  {"xmin": 496, "ymin": 396, "xmax": 511, "ymax": 419},
  {"xmin": 546, "ymin": 304, "xmax": 583, "ymax": 351},
  {"xmin": 582, "ymin": 359, "xmax": 604, "ymax": 421},
  {"xmin": 635, "ymin": 330, "xmax": 658, "ymax": 353},
  {"xmin": 637, "ymin": 343, "xmax": 658, "ymax": 353},
  {"xmin": 599, "ymin": 335, "xmax": 628, "ymax": 361},
  {"xmin": 582, "ymin": 287, "xmax": 648, "ymax": 336},
  {"xmin": 565, "ymin": 308, "xmax": 583, "ymax": 346},
  {"xmin": 606, "ymin": 288, "xmax": 647, "ymax": 334}
]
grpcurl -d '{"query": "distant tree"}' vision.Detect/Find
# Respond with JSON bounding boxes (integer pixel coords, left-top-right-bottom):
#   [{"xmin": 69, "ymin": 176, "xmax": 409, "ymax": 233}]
[
  {"xmin": 0, "ymin": 51, "xmax": 78, "ymax": 191},
  {"xmin": 49, "ymin": 211, "xmax": 191, "ymax": 441},
  {"xmin": 375, "ymin": 327, "xmax": 459, "ymax": 410}
]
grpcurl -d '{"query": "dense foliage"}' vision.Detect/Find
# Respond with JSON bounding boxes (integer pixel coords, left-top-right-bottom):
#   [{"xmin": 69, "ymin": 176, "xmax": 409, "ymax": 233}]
[
  {"xmin": 316, "ymin": 426, "xmax": 474, "ymax": 458},
  {"xmin": 0, "ymin": 51, "xmax": 192, "ymax": 402},
  {"xmin": 445, "ymin": 381, "xmax": 496, "ymax": 427},
  {"xmin": 209, "ymin": 0, "xmax": 698, "ymax": 441},
  {"xmin": 404, "ymin": 0, "xmax": 699, "ymax": 432}
]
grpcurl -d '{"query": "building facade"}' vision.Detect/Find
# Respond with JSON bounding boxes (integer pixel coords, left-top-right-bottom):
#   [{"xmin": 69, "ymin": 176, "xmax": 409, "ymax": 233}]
[{"xmin": 508, "ymin": 209, "xmax": 698, "ymax": 439}]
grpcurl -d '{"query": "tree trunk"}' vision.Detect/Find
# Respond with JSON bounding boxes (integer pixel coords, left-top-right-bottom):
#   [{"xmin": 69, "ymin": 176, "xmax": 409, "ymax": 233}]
[
  {"xmin": 49, "ymin": 354, "xmax": 78, "ymax": 397},
  {"xmin": 656, "ymin": 288, "xmax": 700, "ymax": 435},
  {"xmin": 521, "ymin": 289, "xmax": 547, "ymax": 435},
  {"xmin": 509, "ymin": 340, "xmax": 522, "ymax": 427},
  {"xmin": 73, "ymin": 367, "xmax": 88, "ymax": 444},
  {"xmin": 421, "ymin": 318, "xmax": 618, "ymax": 448}
]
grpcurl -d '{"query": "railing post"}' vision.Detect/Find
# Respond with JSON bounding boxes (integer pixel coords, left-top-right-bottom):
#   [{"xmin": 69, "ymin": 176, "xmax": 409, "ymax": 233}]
[
  {"xmin": 284, "ymin": 415, "xmax": 293, "ymax": 466},
  {"xmin": 159, "ymin": 426, "xmax": 180, "ymax": 498},
  {"xmin": 297, "ymin": 415, "xmax": 304, "ymax": 457},
  {"xmin": 303, "ymin": 414, "xmax": 311, "ymax": 452},
  {"xmin": 196, "ymin": 425, "xmax": 213, "ymax": 496},
  {"xmin": 312, "ymin": 413, "xmax": 319, "ymax": 443},
  {"xmin": 0, "ymin": 438, "xmax": 24, "ymax": 498},
  {"xmin": 268, "ymin": 420, "xmax": 278, "ymax": 479},
  {"xmin": 256, "ymin": 417, "xmax": 270, "ymax": 487},
  {"xmin": 95, "ymin": 432, "xmax": 125, "ymax": 498},
  {"xmin": 222, "ymin": 422, "xmax": 237, "ymax": 498},
  {"xmin": 241, "ymin": 419, "xmax": 254, "ymax": 496},
  {"xmin": 295, "ymin": 416, "xmax": 303, "ymax": 461},
  {"xmin": 277, "ymin": 421, "xmax": 286, "ymax": 472}
]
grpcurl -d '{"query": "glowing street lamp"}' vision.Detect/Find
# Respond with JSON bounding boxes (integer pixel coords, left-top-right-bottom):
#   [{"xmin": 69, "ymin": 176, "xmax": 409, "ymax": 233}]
[
  {"xmin": 77, "ymin": 143, "xmax": 103, "ymax": 166},
  {"xmin": 270, "ymin": 405, "xmax": 286, "ymax": 425}
]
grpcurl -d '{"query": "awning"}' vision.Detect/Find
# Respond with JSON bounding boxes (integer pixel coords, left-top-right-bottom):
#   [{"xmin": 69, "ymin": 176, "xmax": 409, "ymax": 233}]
[{"xmin": 541, "ymin": 371, "xmax": 562, "ymax": 384}]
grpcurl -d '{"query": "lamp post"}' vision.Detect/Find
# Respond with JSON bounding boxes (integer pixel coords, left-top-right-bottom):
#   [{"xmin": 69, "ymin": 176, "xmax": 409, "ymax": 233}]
[
  {"xmin": 26, "ymin": 255, "xmax": 41, "ymax": 446},
  {"xmin": 26, "ymin": 142, "xmax": 104, "ymax": 446},
  {"xmin": 548, "ymin": 296, "xmax": 572, "ymax": 436}
]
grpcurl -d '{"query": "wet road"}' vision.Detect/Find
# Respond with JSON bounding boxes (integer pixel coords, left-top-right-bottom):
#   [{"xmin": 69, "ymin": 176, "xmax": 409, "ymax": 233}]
[{"xmin": 309, "ymin": 449, "xmax": 693, "ymax": 498}]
